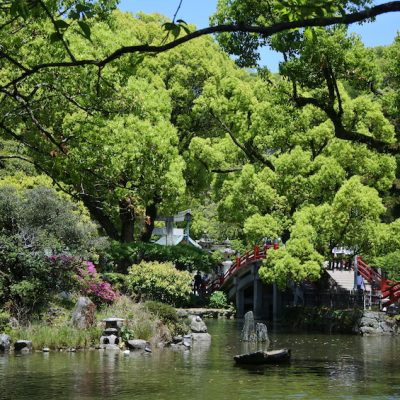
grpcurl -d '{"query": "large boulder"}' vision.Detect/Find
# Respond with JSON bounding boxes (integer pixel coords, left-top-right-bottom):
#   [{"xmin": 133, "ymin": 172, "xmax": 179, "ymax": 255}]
[
  {"xmin": 0, "ymin": 334, "xmax": 11, "ymax": 352},
  {"xmin": 71, "ymin": 297, "xmax": 96, "ymax": 329},
  {"xmin": 241, "ymin": 311, "xmax": 256, "ymax": 342},
  {"xmin": 192, "ymin": 333, "xmax": 211, "ymax": 342},
  {"xmin": 256, "ymin": 323, "xmax": 269, "ymax": 342},
  {"xmin": 126, "ymin": 339, "xmax": 149, "ymax": 350},
  {"xmin": 190, "ymin": 316, "xmax": 208, "ymax": 333},
  {"xmin": 14, "ymin": 340, "xmax": 32, "ymax": 352}
]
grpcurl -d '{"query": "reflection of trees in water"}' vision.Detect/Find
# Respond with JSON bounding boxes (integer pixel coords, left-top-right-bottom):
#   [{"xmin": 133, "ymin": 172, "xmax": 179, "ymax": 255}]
[{"xmin": 3, "ymin": 325, "xmax": 400, "ymax": 399}]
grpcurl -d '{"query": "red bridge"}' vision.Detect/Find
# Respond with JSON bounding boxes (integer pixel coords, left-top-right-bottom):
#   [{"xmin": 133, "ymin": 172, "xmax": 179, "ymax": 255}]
[
  {"xmin": 357, "ymin": 257, "xmax": 400, "ymax": 307},
  {"xmin": 208, "ymin": 243, "xmax": 278, "ymax": 293},
  {"xmin": 207, "ymin": 244, "xmax": 400, "ymax": 318}
]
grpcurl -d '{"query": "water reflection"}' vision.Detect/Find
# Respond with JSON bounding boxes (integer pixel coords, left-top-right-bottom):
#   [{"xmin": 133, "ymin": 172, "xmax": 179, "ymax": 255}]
[{"xmin": 1, "ymin": 322, "xmax": 400, "ymax": 399}]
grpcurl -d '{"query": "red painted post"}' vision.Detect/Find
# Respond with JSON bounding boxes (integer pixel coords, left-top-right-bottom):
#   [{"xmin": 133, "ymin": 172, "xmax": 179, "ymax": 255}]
[{"xmin": 254, "ymin": 244, "xmax": 259, "ymax": 259}]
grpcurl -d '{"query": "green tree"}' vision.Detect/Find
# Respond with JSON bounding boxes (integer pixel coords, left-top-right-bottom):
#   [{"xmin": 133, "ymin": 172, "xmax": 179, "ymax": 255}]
[{"xmin": 0, "ymin": 175, "xmax": 101, "ymax": 318}]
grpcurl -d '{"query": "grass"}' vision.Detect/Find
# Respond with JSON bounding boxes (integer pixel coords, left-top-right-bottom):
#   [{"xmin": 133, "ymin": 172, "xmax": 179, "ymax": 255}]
[
  {"xmin": 9, "ymin": 324, "xmax": 102, "ymax": 350},
  {"xmin": 6, "ymin": 296, "xmax": 187, "ymax": 349},
  {"xmin": 98, "ymin": 296, "xmax": 157, "ymax": 341}
]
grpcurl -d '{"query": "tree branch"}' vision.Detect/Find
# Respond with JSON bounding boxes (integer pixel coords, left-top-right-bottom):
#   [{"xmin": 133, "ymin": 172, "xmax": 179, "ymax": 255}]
[
  {"xmin": 294, "ymin": 95, "xmax": 398, "ymax": 153},
  {"xmin": 38, "ymin": 0, "xmax": 77, "ymax": 62},
  {"xmin": 172, "ymin": 0, "xmax": 183, "ymax": 23},
  {"xmin": 0, "ymin": 48, "xmax": 29, "ymax": 72},
  {"xmin": 209, "ymin": 109, "xmax": 276, "ymax": 171},
  {"xmin": 3, "ymin": 1, "xmax": 400, "ymax": 88}
]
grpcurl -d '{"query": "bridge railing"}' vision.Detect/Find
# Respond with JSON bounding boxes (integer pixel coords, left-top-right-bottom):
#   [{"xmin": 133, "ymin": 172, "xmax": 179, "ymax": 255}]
[
  {"xmin": 357, "ymin": 256, "xmax": 400, "ymax": 307},
  {"xmin": 207, "ymin": 243, "xmax": 279, "ymax": 292}
]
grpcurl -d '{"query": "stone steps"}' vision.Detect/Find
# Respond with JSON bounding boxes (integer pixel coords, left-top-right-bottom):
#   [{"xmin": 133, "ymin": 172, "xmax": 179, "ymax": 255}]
[{"xmin": 326, "ymin": 269, "xmax": 372, "ymax": 292}]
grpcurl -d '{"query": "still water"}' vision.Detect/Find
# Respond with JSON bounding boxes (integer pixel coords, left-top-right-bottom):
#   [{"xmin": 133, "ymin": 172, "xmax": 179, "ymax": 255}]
[{"xmin": 1, "ymin": 320, "xmax": 400, "ymax": 400}]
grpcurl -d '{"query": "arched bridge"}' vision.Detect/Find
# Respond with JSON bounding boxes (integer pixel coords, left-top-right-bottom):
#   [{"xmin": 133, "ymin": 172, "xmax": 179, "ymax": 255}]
[
  {"xmin": 208, "ymin": 245, "xmax": 400, "ymax": 319},
  {"xmin": 209, "ymin": 244, "xmax": 281, "ymax": 320}
]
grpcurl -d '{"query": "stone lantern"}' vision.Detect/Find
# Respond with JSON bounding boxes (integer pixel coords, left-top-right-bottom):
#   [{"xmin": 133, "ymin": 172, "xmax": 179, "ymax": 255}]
[{"xmin": 100, "ymin": 317, "xmax": 125, "ymax": 349}]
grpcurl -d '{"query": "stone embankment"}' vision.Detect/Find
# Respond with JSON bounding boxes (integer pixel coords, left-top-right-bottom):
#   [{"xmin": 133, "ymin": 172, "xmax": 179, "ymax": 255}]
[
  {"xmin": 177, "ymin": 308, "xmax": 235, "ymax": 319},
  {"xmin": 283, "ymin": 306, "xmax": 400, "ymax": 335},
  {"xmin": 356, "ymin": 311, "xmax": 399, "ymax": 335}
]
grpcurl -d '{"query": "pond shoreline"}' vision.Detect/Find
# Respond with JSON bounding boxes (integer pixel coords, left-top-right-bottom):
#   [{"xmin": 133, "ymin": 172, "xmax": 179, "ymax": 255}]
[{"xmin": 282, "ymin": 306, "xmax": 400, "ymax": 335}]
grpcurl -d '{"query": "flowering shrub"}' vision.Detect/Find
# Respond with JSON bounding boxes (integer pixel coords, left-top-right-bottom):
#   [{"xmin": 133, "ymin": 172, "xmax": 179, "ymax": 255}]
[{"xmin": 78, "ymin": 261, "xmax": 118, "ymax": 303}]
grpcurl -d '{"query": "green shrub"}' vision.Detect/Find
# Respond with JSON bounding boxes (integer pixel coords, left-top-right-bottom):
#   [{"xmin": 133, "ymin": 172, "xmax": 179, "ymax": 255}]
[
  {"xmin": 106, "ymin": 241, "xmax": 217, "ymax": 273},
  {"xmin": 127, "ymin": 261, "xmax": 192, "ymax": 306},
  {"xmin": 102, "ymin": 272, "xmax": 129, "ymax": 293},
  {"xmin": 208, "ymin": 291, "xmax": 229, "ymax": 309},
  {"xmin": 0, "ymin": 238, "xmax": 83, "ymax": 318},
  {"xmin": 145, "ymin": 301, "xmax": 188, "ymax": 337},
  {"xmin": 0, "ymin": 181, "xmax": 105, "ymax": 318},
  {"xmin": 145, "ymin": 301, "xmax": 178, "ymax": 324},
  {"xmin": 120, "ymin": 325, "xmax": 135, "ymax": 341},
  {"xmin": 0, "ymin": 310, "xmax": 10, "ymax": 332}
]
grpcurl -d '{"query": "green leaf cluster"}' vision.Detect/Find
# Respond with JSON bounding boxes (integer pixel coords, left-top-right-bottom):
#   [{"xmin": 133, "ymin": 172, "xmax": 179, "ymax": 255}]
[
  {"xmin": 105, "ymin": 241, "xmax": 217, "ymax": 273},
  {"xmin": 127, "ymin": 261, "xmax": 192, "ymax": 307}
]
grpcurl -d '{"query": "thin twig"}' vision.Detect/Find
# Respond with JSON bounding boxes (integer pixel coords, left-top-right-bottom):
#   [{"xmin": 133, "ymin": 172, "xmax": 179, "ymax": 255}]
[
  {"xmin": 38, "ymin": 0, "xmax": 77, "ymax": 62},
  {"xmin": 172, "ymin": 0, "xmax": 183, "ymax": 23}
]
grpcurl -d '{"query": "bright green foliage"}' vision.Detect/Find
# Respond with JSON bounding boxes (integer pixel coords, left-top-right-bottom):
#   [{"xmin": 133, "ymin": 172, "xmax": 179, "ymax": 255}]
[
  {"xmin": 208, "ymin": 291, "xmax": 229, "ymax": 309},
  {"xmin": 369, "ymin": 218, "xmax": 400, "ymax": 280},
  {"xmin": 243, "ymin": 214, "xmax": 282, "ymax": 245},
  {"xmin": 373, "ymin": 252, "xmax": 400, "ymax": 281},
  {"xmin": 260, "ymin": 242, "xmax": 323, "ymax": 288},
  {"xmin": 2, "ymin": 0, "xmax": 118, "ymax": 44},
  {"xmin": 105, "ymin": 241, "xmax": 218, "ymax": 273},
  {"xmin": 212, "ymin": 1, "xmax": 372, "ymax": 67},
  {"xmin": 127, "ymin": 261, "xmax": 192, "ymax": 306},
  {"xmin": 259, "ymin": 176, "xmax": 386, "ymax": 286},
  {"xmin": 0, "ymin": 11, "xmax": 242, "ymax": 242},
  {"xmin": 1, "ymin": 4, "xmax": 400, "ymax": 288}
]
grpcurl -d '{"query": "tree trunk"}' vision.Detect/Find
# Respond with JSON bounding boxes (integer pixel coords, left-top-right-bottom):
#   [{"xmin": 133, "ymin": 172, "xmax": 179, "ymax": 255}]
[
  {"xmin": 140, "ymin": 201, "xmax": 158, "ymax": 242},
  {"xmin": 119, "ymin": 198, "xmax": 135, "ymax": 243},
  {"xmin": 80, "ymin": 194, "xmax": 120, "ymax": 241}
]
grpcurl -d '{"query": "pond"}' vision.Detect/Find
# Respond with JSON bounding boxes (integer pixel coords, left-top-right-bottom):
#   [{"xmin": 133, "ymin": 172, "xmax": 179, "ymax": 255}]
[{"xmin": 1, "ymin": 320, "xmax": 400, "ymax": 399}]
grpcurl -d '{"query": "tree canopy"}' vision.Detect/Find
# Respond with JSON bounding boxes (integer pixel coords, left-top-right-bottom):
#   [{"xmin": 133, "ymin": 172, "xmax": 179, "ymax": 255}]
[{"xmin": 1, "ymin": 2, "xmax": 400, "ymax": 286}]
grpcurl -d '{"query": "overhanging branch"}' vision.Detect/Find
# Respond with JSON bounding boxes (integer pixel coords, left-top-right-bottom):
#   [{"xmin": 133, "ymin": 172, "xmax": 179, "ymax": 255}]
[{"xmin": 3, "ymin": 1, "xmax": 400, "ymax": 88}]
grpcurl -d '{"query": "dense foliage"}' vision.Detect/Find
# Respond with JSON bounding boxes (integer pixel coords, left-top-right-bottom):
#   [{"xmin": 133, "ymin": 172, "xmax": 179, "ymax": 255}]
[
  {"xmin": 208, "ymin": 291, "xmax": 229, "ymax": 309},
  {"xmin": 127, "ymin": 261, "xmax": 192, "ymax": 306},
  {"xmin": 1, "ymin": 3, "xmax": 400, "ymax": 292},
  {"xmin": 0, "ymin": 176, "xmax": 115, "ymax": 317},
  {"xmin": 105, "ymin": 241, "xmax": 218, "ymax": 273}
]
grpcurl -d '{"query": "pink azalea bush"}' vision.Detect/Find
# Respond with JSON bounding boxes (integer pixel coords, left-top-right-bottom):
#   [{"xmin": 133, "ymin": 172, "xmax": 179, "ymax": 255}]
[{"xmin": 78, "ymin": 261, "xmax": 118, "ymax": 303}]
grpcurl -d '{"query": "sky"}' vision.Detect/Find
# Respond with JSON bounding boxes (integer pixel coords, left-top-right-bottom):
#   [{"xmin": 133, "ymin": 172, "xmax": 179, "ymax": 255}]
[{"xmin": 118, "ymin": 0, "xmax": 399, "ymax": 72}]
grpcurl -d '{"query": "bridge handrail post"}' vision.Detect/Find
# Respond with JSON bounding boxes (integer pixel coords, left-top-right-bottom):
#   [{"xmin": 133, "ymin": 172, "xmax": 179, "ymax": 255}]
[
  {"xmin": 254, "ymin": 244, "xmax": 259, "ymax": 259},
  {"xmin": 236, "ymin": 256, "xmax": 241, "ymax": 270}
]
